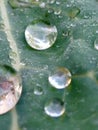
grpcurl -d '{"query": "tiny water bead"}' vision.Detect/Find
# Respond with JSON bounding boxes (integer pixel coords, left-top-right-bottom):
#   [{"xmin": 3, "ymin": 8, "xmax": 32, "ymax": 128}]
[
  {"xmin": 48, "ymin": 68, "xmax": 71, "ymax": 89},
  {"xmin": 44, "ymin": 98, "xmax": 65, "ymax": 117},
  {"xmin": 54, "ymin": 9, "xmax": 61, "ymax": 15},
  {"xmin": 94, "ymin": 38, "xmax": 98, "ymax": 50},
  {"xmin": 0, "ymin": 65, "xmax": 22, "ymax": 115},
  {"xmin": 34, "ymin": 86, "xmax": 43, "ymax": 95},
  {"xmin": 47, "ymin": 0, "xmax": 56, "ymax": 4},
  {"xmin": 25, "ymin": 21, "xmax": 57, "ymax": 50}
]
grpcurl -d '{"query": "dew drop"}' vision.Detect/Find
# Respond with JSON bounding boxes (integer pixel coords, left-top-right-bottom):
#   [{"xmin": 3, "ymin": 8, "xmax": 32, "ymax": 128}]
[
  {"xmin": 25, "ymin": 21, "xmax": 57, "ymax": 50},
  {"xmin": 9, "ymin": 51, "xmax": 17, "ymax": 59},
  {"xmin": 39, "ymin": 2, "xmax": 46, "ymax": 8},
  {"xmin": 44, "ymin": 98, "xmax": 65, "ymax": 117},
  {"xmin": 48, "ymin": 0, "xmax": 55, "ymax": 4},
  {"xmin": 34, "ymin": 86, "xmax": 43, "ymax": 95},
  {"xmin": 48, "ymin": 8, "xmax": 54, "ymax": 13},
  {"xmin": 0, "ymin": 65, "xmax": 22, "ymax": 115},
  {"xmin": 54, "ymin": 10, "xmax": 61, "ymax": 15},
  {"xmin": 96, "ymin": 30, "xmax": 98, "ymax": 34},
  {"xmin": 56, "ymin": 0, "xmax": 60, "ymax": 5},
  {"xmin": 48, "ymin": 67, "xmax": 71, "ymax": 89},
  {"xmin": 68, "ymin": 7, "xmax": 80, "ymax": 18},
  {"xmin": 94, "ymin": 38, "xmax": 98, "ymax": 50}
]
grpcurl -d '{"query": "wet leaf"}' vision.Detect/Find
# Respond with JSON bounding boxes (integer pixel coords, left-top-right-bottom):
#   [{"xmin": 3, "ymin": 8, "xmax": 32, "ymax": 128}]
[{"xmin": 0, "ymin": 0, "xmax": 98, "ymax": 130}]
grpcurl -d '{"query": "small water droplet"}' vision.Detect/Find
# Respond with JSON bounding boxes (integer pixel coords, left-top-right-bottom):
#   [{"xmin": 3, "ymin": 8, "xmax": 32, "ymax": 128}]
[
  {"xmin": 34, "ymin": 86, "xmax": 43, "ymax": 95},
  {"xmin": 0, "ymin": 22, "xmax": 5, "ymax": 30},
  {"xmin": 39, "ymin": 2, "xmax": 46, "ymax": 8},
  {"xmin": 58, "ymin": 15, "xmax": 63, "ymax": 19},
  {"xmin": 0, "ymin": 65, "xmax": 22, "ymax": 115},
  {"xmin": 96, "ymin": 30, "xmax": 98, "ymax": 34},
  {"xmin": 20, "ymin": 62, "xmax": 26, "ymax": 67},
  {"xmin": 54, "ymin": 10, "xmax": 61, "ymax": 15},
  {"xmin": 25, "ymin": 21, "xmax": 57, "ymax": 50},
  {"xmin": 48, "ymin": 0, "xmax": 55, "ymax": 4},
  {"xmin": 68, "ymin": 7, "xmax": 80, "ymax": 18},
  {"xmin": 9, "ymin": 51, "xmax": 17, "ymax": 59},
  {"xmin": 94, "ymin": 38, "xmax": 98, "ymax": 50},
  {"xmin": 56, "ymin": 0, "xmax": 60, "ymax": 5},
  {"xmin": 48, "ymin": 67, "xmax": 71, "ymax": 89},
  {"xmin": 48, "ymin": 8, "xmax": 54, "ymax": 13},
  {"xmin": 44, "ymin": 98, "xmax": 65, "ymax": 117}
]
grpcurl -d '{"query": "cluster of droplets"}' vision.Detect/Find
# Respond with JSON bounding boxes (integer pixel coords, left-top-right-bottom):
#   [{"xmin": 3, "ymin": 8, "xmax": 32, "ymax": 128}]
[
  {"xmin": 44, "ymin": 67, "xmax": 71, "ymax": 118},
  {"xmin": 24, "ymin": 19, "xmax": 72, "ymax": 117},
  {"xmin": 8, "ymin": 0, "xmax": 74, "ymax": 117}
]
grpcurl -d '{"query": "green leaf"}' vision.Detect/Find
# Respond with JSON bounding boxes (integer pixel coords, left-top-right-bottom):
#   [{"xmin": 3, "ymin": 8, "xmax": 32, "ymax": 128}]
[{"xmin": 1, "ymin": 0, "xmax": 98, "ymax": 130}]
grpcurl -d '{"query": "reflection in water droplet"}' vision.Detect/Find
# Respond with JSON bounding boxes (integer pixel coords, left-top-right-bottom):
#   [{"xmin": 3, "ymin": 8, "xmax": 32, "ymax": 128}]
[
  {"xmin": 94, "ymin": 38, "xmax": 98, "ymax": 50},
  {"xmin": 44, "ymin": 98, "xmax": 65, "ymax": 117},
  {"xmin": 0, "ymin": 66, "xmax": 22, "ymax": 115},
  {"xmin": 34, "ymin": 86, "xmax": 43, "ymax": 95},
  {"xmin": 48, "ymin": 68, "xmax": 71, "ymax": 89},
  {"xmin": 25, "ymin": 21, "xmax": 57, "ymax": 50}
]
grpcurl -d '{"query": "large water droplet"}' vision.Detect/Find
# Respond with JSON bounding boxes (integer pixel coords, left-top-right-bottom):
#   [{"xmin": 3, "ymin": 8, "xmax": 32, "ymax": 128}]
[
  {"xmin": 44, "ymin": 98, "xmax": 65, "ymax": 117},
  {"xmin": 48, "ymin": 67, "xmax": 71, "ymax": 89},
  {"xmin": 25, "ymin": 21, "xmax": 57, "ymax": 50},
  {"xmin": 0, "ymin": 65, "xmax": 22, "ymax": 115},
  {"xmin": 94, "ymin": 38, "xmax": 98, "ymax": 50}
]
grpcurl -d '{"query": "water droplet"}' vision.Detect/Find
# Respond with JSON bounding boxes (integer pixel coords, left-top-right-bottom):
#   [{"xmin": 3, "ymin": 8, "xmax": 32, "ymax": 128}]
[
  {"xmin": 48, "ymin": 0, "xmax": 55, "ymax": 4},
  {"xmin": 68, "ymin": 7, "xmax": 80, "ymax": 18},
  {"xmin": 39, "ymin": 2, "xmax": 46, "ymax": 8},
  {"xmin": 9, "ymin": 51, "xmax": 17, "ymax": 59},
  {"xmin": 20, "ymin": 62, "xmax": 26, "ymax": 67},
  {"xmin": 58, "ymin": 15, "xmax": 63, "ymax": 19},
  {"xmin": 9, "ymin": 0, "xmax": 37, "ymax": 8},
  {"xmin": 44, "ymin": 98, "xmax": 65, "ymax": 117},
  {"xmin": 18, "ymin": 0, "xmax": 25, "ymax": 2},
  {"xmin": 0, "ymin": 65, "xmax": 22, "ymax": 115},
  {"xmin": 54, "ymin": 10, "xmax": 61, "ymax": 15},
  {"xmin": 56, "ymin": 0, "xmax": 60, "ymax": 5},
  {"xmin": 94, "ymin": 38, "xmax": 98, "ymax": 50},
  {"xmin": 48, "ymin": 8, "xmax": 54, "ymax": 13},
  {"xmin": 0, "ymin": 22, "xmax": 5, "ymax": 30},
  {"xmin": 48, "ymin": 67, "xmax": 71, "ymax": 89},
  {"xmin": 34, "ymin": 86, "xmax": 43, "ymax": 95},
  {"xmin": 25, "ymin": 21, "xmax": 57, "ymax": 50}
]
